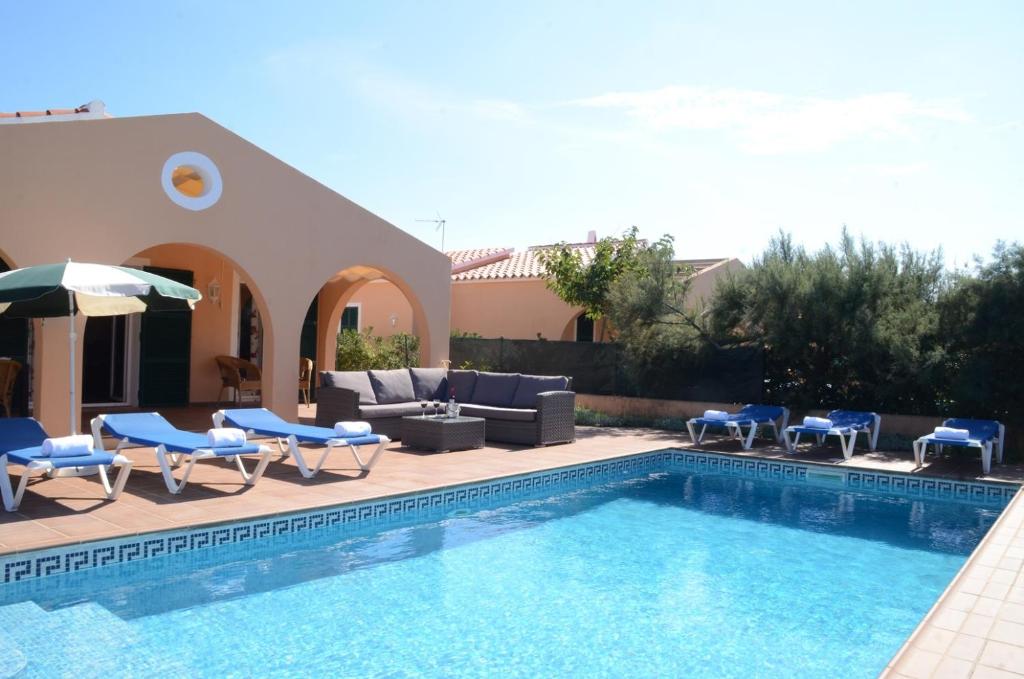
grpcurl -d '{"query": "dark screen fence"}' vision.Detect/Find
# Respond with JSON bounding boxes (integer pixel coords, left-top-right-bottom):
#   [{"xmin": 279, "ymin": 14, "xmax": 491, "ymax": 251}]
[{"xmin": 450, "ymin": 338, "xmax": 763, "ymax": 403}]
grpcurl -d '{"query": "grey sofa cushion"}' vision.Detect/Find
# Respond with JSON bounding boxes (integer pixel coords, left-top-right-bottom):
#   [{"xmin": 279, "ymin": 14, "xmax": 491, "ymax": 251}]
[
  {"xmin": 460, "ymin": 404, "xmax": 537, "ymax": 422},
  {"xmin": 320, "ymin": 371, "xmax": 377, "ymax": 405},
  {"xmin": 358, "ymin": 402, "xmax": 423, "ymax": 419},
  {"xmin": 368, "ymin": 369, "xmax": 416, "ymax": 405},
  {"xmin": 472, "ymin": 372, "xmax": 521, "ymax": 407},
  {"xmin": 409, "ymin": 368, "xmax": 447, "ymax": 401},
  {"xmin": 447, "ymin": 370, "xmax": 478, "ymax": 403},
  {"xmin": 511, "ymin": 375, "xmax": 570, "ymax": 408}
]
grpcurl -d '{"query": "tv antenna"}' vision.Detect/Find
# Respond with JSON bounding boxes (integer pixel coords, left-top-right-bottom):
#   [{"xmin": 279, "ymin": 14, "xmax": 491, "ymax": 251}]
[{"xmin": 416, "ymin": 213, "xmax": 447, "ymax": 251}]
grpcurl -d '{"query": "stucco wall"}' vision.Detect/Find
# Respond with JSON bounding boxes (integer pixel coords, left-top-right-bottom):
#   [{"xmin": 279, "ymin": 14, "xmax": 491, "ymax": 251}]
[
  {"xmin": 0, "ymin": 113, "xmax": 451, "ymax": 432},
  {"xmin": 451, "ymin": 279, "xmax": 582, "ymax": 341},
  {"xmin": 346, "ymin": 280, "xmax": 415, "ymax": 336}
]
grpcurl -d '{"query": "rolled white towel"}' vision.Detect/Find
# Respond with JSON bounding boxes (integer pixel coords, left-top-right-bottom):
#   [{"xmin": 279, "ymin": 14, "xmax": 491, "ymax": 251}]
[
  {"xmin": 803, "ymin": 416, "xmax": 833, "ymax": 429},
  {"xmin": 934, "ymin": 426, "xmax": 970, "ymax": 441},
  {"xmin": 335, "ymin": 421, "xmax": 372, "ymax": 437},
  {"xmin": 40, "ymin": 435, "xmax": 94, "ymax": 458},
  {"xmin": 207, "ymin": 428, "xmax": 246, "ymax": 448},
  {"xmin": 703, "ymin": 410, "xmax": 729, "ymax": 421}
]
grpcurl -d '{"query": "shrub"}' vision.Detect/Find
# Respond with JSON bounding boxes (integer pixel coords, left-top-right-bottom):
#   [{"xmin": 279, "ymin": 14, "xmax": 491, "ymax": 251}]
[{"xmin": 336, "ymin": 329, "xmax": 420, "ymax": 370}]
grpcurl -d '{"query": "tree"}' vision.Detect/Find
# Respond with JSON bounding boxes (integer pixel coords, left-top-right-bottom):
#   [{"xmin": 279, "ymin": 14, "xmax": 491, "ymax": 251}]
[
  {"xmin": 938, "ymin": 242, "xmax": 1024, "ymax": 421},
  {"xmin": 708, "ymin": 229, "xmax": 949, "ymax": 413},
  {"xmin": 538, "ymin": 226, "xmax": 648, "ymax": 338}
]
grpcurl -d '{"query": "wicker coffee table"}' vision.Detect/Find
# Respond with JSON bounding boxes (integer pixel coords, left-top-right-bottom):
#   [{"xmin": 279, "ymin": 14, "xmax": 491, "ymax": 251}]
[{"xmin": 401, "ymin": 415, "xmax": 486, "ymax": 453}]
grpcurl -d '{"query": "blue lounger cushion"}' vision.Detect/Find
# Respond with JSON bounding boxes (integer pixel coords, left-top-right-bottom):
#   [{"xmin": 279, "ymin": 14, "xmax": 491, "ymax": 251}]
[
  {"xmin": 788, "ymin": 410, "xmax": 876, "ymax": 434},
  {"xmin": 101, "ymin": 413, "xmax": 263, "ymax": 456},
  {"xmin": 221, "ymin": 408, "xmax": 382, "ymax": 446},
  {"xmin": 920, "ymin": 418, "xmax": 1001, "ymax": 448},
  {"xmin": 5, "ymin": 447, "xmax": 117, "ymax": 469},
  {"xmin": 690, "ymin": 404, "xmax": 786, "ymax": 428}
]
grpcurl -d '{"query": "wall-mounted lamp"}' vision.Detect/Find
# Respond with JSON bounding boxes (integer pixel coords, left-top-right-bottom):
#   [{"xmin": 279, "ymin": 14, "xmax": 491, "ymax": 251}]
[
  {"xmin": 208, "ymin": 278, "xmax": 221, "ymax": 306},
  {"xmin": 389, "ymin": 313, "xmax": 398, "ymax": 328}
]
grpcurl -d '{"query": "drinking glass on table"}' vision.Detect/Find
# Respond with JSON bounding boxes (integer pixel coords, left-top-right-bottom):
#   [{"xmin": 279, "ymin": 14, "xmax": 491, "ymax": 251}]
[
  {"xmin": 420, "ymin": 399, "xmax": 428, "ymax": 418},
  {"xmin": 433, "ymin": 399, "xmax": 441, "ymax": 416}
]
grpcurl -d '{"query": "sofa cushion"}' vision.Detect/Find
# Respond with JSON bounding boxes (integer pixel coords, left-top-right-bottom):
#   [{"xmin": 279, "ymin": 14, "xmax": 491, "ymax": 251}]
[
  {"xmin": 357, "ymin": 402, "xmax": 423, "ymax": 419},
  {"xmin": 447, "ymin": 370, "xmax": 478, "ymax": 403},
  {"xmin": 472, "ymin": 372, "xmax": 521, "ymax": 407},
  {"xmin": 320, "ymin": 371, "xmax": 377, "ymax": 405},
  {"xmin": 409, "ymin": 368, "xmax": 447, "ymax": 401},
  {"xmin": 460, "ymin": 404, "xmax": 537, "ymax": 422},
  {"xmin": 511, "ymin": 374, "xmax": 570, "ymax": 408},
  {"xmin": 368, "ymin": 369, "xmax": 416, "ymax": 405}
]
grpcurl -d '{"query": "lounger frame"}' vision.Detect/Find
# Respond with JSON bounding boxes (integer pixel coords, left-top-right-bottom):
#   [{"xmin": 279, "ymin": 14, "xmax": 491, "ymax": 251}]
[
  {"xmin": 685, "ymin": 408, "xmax": 790, "ymax": 450},
  {"xmin": 913, "ymin": 421, "xmax": 1005, "ymax": 475},
  {"xmin": 91, "ymin": 415, "xmax": 272, "ymax": 494},
  {"xmin": 1, "ymin": 452, "xmax": 133, "ymax": 512},
  {"xmin": 213, "ymin": 410, "xmax": 389, "ymax": 479},
  {"xmin": 783, "ymin": 413, "xmax": 881, "ymax": 460}
]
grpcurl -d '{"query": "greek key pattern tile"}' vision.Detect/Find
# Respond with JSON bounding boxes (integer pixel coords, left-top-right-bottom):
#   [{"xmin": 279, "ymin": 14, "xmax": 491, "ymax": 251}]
[{"xmin": 2, "ymin": 449, "xmax": 1015, "ymax": 584}]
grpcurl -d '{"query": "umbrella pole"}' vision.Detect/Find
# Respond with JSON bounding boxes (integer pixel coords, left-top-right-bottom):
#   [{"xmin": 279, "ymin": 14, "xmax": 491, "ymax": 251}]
[{"xmin": 68, "ymin": 290, "xmax": 77, "ymax": 434}]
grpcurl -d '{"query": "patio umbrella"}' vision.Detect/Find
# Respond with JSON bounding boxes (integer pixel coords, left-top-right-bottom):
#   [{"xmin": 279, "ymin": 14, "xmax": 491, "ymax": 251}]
[{"xmin": 0, "ymin": 260, "xmax": 201, "ymax": 433}]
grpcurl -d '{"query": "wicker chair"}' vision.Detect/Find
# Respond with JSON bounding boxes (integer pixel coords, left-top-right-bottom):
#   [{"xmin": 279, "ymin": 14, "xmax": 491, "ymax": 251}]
[
  {"xmin": 0, "ymin": 359, "xmax": 21, "ymax": 417},
  {"xmin": 299, "ymin": 357, "xmax": 314, "ymax": 406},
  {"xmin": 215, "ymin": 355, "xmax": 262, "ymax": 406}
]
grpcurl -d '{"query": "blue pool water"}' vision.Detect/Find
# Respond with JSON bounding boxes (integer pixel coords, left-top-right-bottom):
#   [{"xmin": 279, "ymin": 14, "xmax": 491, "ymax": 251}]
[{"xmin": 0, "ymin": 469, "xmax": 1003, "ymax": 678}]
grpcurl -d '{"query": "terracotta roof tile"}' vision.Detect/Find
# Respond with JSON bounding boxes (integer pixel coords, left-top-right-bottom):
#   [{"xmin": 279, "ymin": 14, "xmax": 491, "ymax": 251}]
[
  {"xmin": 447, "ymin": 242, "xmax": 730, "ymax": 282},
  {"xmin": 0, "ymin": 101, "xmax": 109, "ymax": 121}
]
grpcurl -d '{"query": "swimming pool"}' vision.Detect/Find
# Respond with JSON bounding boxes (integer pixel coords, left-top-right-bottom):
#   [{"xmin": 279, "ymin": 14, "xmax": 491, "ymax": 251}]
[{"xmin": 0, "ymin": 453, "xmax": 1009, "ymax": 678}]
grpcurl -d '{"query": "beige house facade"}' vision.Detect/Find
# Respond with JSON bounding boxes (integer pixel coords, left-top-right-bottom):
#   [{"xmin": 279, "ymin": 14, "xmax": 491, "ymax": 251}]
[
  {"xmin": 347, "ymin": 238, "xmax": 744, "ymax": 342},
  {"xmin": 0, "ymin": 108, "xmax": 451, "ymax": 434}
]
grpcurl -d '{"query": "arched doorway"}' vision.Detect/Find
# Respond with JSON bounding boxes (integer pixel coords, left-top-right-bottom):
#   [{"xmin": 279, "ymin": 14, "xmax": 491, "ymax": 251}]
[
  {"xmin": 80, "ymin": 243, "xmax": 271, "ymax": 408},
  {"xmin": 305, "ymin": 266, "xmax": 431, "ymax": 383}
]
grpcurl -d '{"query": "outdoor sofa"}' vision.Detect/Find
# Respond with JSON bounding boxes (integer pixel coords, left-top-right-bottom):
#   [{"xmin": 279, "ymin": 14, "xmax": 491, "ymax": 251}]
[{"xmin": 315, "ymin": 368, "xmax": 576, "ymax": 446}]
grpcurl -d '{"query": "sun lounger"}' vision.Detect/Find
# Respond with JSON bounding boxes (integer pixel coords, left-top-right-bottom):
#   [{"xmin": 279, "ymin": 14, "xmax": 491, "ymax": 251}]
[
  {"xmin": 913, "ymin": 418, "xmax": 1005, "ymax": 475},
  {"xmin": 0, "ymin": 418, "xmax": 132, "ymax": 511},
  {"xmin": 91, "ymin": 412, "xmax": 272, "ymax": 494},
  {"xmin": 782, "ymin": 410, "xmax": 881, "ymax": 460},
  {"xmin": 686, "ymin": 405, "xmax": 790, "ymax": 450},
  {"xmin": 213, "ymin": 408, "xmax": 389, "ymax": 478}
]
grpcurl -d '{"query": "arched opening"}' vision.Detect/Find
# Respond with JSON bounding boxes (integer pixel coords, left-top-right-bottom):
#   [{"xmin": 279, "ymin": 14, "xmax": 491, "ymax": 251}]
[
  {"xmin": 80, "ymin": 243, "xmax": 272, "ymax": 409},
  {"xmin": 560, "ymin": 312, "xmax": 607, "ymax": 343},
  {"xmin": 0, "ymin": 251, "xmax": 31, "ymax": 417},
  {"xmin": 302, "ymin": 266, "xmax": 431, "ymax": 401}
]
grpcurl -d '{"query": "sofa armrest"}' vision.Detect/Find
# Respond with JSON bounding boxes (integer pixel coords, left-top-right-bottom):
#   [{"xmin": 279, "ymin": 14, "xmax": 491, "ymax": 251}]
[
  {"xmin": 314, "ymin": 386, "xmax": 361, "ymax": 428},
  {"xmin": 535, "ymin": 391, "xmax": 576, "ymax": 444}
]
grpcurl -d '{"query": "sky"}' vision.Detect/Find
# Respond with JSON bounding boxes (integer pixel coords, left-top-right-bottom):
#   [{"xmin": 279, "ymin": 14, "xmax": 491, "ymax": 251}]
[{"xmin": 2, "ymin": 1, "xmax": 1021, "ymax": 266}]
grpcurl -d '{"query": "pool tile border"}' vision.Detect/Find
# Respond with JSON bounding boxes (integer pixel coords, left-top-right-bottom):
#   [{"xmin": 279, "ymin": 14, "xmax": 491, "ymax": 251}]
[{"xmin": 2, "ymin": 449, "xmax": 1017, "ymax": 584}]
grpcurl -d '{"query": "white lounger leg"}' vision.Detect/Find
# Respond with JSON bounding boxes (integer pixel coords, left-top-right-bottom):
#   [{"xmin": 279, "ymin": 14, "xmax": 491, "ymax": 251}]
[
  {"xmin": 913, "ymin": 439, "xmax": 925, "ymax": 468},
  {"xmin": 742, "ymin": 423, "xmax": 758, "ymax": 450},
  {"xmin": 685, "ymin": 420, "xmax": 699, "ymax": 445},
  {"xmin": 347, "ymin": 436, "xmax": 390, "ymax": 472},
  {"xmin": 982, "ymin": 443, "xmax": 993, "ymax": 476},
  {"xmin": 782, "ymin": 429, "xmax": 796, "ymax": 453},
  {"xmin": 839, "ymin": 431, "xmax": 856, "ymax": 461},
  {"xmin": 1, "ymin": 455, "xmax": 15, "ymax": 511},
  {"xmin": 95, "ymin": 456, "xmax": 133, "ymax": 500},
  {"xmin": 233, "ymin": 446, "xmax": 272, "ymax": 486},
  {"xmin": 869, "ymin": 415, "xmax": 881, "ymax": 451},
  {"xmin": 156, "ymin": 445, "xmax": 201, "ymax": 494}
]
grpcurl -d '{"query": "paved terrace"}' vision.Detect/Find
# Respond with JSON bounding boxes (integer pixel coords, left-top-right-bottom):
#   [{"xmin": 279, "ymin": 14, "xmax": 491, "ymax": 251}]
[{"xmin": 1, "ymin": 404, "xmax": 1022, "ymax": 677}]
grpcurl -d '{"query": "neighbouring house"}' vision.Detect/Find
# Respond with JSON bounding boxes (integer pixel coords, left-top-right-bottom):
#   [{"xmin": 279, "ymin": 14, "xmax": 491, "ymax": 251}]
[
  {"xmin": 346, "ymin": 233, "xmax": 744, "ymax": 342},
  {"xmin": 0, "ymin": 102, "xmax": 451, "ymax": 433}
]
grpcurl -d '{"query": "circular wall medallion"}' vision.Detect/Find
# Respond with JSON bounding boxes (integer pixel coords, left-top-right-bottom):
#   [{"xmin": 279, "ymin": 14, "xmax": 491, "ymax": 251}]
[{"xmin": 161, "ymin": 151, "xmax": 223, "ymax": 211}]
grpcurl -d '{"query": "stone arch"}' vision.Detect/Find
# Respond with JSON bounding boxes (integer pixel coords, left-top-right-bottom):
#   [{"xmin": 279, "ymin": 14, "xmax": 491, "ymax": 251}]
[
  {"xmin": 118, "ymin": 241, "xmax": 276, "ymax": 407},
  {"xmin": 307, "ymin": 264, "xmax": 435, "ymax": 374}
]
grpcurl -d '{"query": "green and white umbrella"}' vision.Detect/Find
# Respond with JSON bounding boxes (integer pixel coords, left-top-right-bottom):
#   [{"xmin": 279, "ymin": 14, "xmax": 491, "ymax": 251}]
[{"xmin": 0, "ymin": 260, "xmax": 202, "ymax": 433}]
